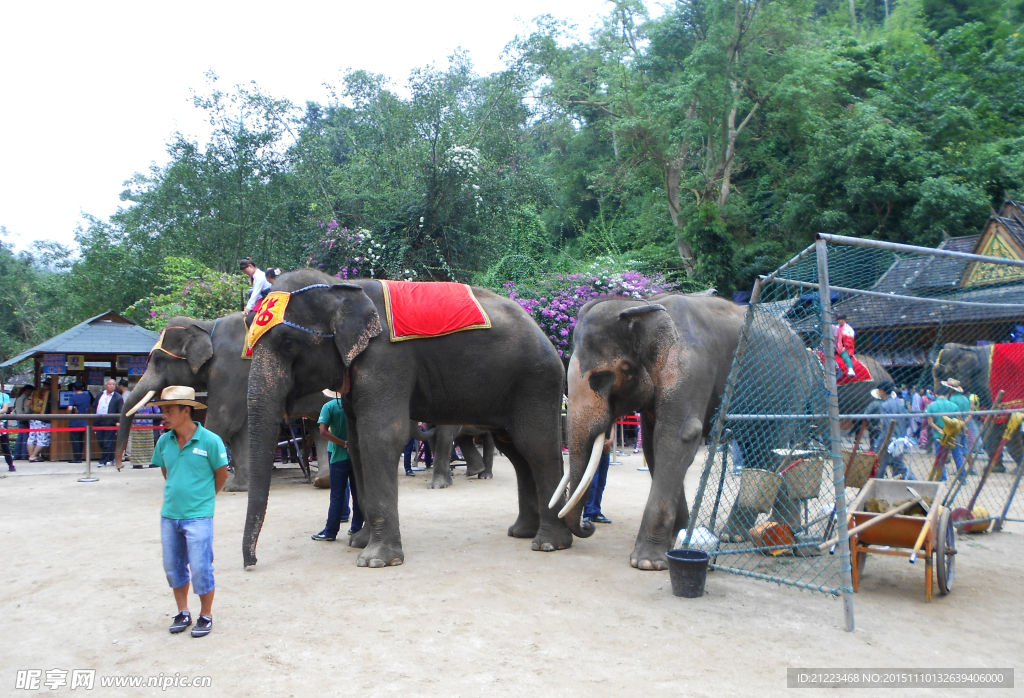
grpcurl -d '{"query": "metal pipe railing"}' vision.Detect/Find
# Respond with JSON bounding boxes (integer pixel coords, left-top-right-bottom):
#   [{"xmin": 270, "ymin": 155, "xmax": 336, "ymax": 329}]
[
  {"xmin": 765, "ymin": 275, "xmax": 1024, "ymax": 310},
  {"xmin": 817, "ymin": 232, "xmax": 1024, "ymax": 268}
]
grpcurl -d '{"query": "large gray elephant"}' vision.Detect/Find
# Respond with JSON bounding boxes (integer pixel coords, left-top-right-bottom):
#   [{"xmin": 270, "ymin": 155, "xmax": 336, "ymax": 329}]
[
  {"xmin": 838, "ymin": 354, "xmax": 893, "ymax": 416},
  {"xmin": 563, "ymin": 294, "xmax": 823, "ymax": 570},
  {"xmin": 933, "ymin": 342, "xmax": 1022, "ymax": 472},
  {"xmin": 242, "ymin": 270, "xmax": 574, "ymax": 569},
  {"xmin": 425, "ymin": 425, "xmax": 496, "ymax": 489},
  {"xmin": 114, "ymin": 313, "xmax": 330, "ymax": 491}
]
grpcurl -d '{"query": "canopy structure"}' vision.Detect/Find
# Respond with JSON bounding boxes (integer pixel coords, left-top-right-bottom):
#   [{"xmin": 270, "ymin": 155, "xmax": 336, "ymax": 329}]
[{"xmin": 1, "ymin": 311, "xmax": 159, "ymax": 461}]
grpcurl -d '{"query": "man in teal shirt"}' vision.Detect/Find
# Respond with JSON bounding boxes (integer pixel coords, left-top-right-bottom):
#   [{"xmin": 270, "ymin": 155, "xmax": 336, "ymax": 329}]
[
  {"xmin": 925, "ymin": 384, "xmax": 965, "ymax": 480},
  {"xmin": 150, "ymin": 386, "xmax": 228, "ymax": 638},
  {"xmin": 312, "ymin": 390, "xmax": 363, "ymax": 541}
]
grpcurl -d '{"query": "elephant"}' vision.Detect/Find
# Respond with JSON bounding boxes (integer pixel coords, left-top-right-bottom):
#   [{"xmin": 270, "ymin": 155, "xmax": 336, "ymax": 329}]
[
  {"xmin": 242, "ymin": 270, "xmax": 575, "ymax": 569},
  {"xmin": 563, "ymin": 293, "xmax": 825, "ymax": 570},
  {"xmin": 114, "ymin": 313, "xmax": 330, "ymax": 491},
  {"xmin": 933, "ymin": 342, "xmax": 1022, "ymax": 472},
  {"xmin": 425, "ymin": 425, "xmax": 496, "ymax": 489},
  {"xmin": 837, "ymin": 354, "xmax": 893, "ymax": 416}
]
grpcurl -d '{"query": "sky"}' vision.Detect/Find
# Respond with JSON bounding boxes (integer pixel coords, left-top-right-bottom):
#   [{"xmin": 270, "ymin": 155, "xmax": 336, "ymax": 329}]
[{"xmin": 0, "ymin": 0, "xmax": 637, "ymax": 252}]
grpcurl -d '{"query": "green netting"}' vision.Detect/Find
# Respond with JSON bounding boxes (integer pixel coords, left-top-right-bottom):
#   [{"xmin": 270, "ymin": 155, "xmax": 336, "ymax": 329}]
[{"xmin": 685, "ymin": 238, "xmax": 1024, "ymax": 604}]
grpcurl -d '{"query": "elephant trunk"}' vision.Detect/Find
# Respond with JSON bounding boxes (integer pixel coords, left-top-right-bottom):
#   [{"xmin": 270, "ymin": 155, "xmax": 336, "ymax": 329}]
[
  {"xmin": 114, "ymin": 373, "xmax": 163, "ymax": 468},
  {"xmin": 242, "ymin": 350, "xmax": 292, "ymax": 568},
  {"xmin": 560, "ymin": 361, "xmax": 611, "ymax": 538}
]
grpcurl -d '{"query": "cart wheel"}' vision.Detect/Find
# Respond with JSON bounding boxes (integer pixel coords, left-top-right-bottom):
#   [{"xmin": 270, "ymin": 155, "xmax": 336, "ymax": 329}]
[{"xmin": 936, "ymin": 508, "xmax": 956, "ymax": 595}]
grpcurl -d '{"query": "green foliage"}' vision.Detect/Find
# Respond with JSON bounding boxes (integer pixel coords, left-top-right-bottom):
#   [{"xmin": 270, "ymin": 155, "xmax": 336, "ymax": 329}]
[
  {"xmin": 0, "ymin": 228, "xmax": 76, "ymax": 374},
  {"xmin": 6, "ymin": 0, "xmax": 1024, "ymax": 347},
  {"xmin": 126, "ymin": 257, "xmax": 245, "ymax": 330}
]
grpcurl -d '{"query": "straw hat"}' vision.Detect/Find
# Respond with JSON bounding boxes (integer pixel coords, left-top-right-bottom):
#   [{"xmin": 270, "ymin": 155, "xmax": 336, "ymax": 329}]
[
  {"xmin": 151, "ymin": 386, "xmax": 207, "ymax": 409},
  {"xmin": 941, "ymin": 378, "xmax": 964, "ymax": 393}
]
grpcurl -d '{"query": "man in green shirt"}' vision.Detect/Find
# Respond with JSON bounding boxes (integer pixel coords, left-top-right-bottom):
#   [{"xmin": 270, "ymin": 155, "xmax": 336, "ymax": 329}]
[
  {"xmin": 925, "ymin": 384, "xmax": 965, "ymax": 480},
  {"xmin": 311, "ymin": 390, "xmax": 363, "ymax": 541},
  {"xmin": 150, "ymin": 386, "xmax": 228, "ymax": 638}
]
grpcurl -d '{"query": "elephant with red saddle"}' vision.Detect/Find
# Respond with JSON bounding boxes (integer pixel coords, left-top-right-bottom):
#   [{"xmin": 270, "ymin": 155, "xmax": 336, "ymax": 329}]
[
  {"xmin": 242, "ymin": 270, "xmax": 574, "ymax": 569},
  {"xmin": 933, "ymin": 342, "xmax": 1023, "ymax": 473}
]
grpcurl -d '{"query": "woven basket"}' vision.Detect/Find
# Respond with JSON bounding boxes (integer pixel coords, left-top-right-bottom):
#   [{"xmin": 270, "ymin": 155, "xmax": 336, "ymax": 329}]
[
  {"xmin": 737, "ymin": 469, "xmax": 783, "ymax": 513},
  {"xmin": 781, "ymin": 456, "xmax": 828, "ymax": 500},
  {"xmin": 843, "ymin": 450, "xmax": 877, "ymax": 489}
]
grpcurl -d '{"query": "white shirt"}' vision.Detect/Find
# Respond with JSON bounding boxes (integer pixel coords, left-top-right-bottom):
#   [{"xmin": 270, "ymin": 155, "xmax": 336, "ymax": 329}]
[
  {"xmin": 245, "ymin": 268, "xmax": 273, "ymax": 312},
  {"xmin": 96, "ymin": 390, "xmax": 114, "ymax": 415}
]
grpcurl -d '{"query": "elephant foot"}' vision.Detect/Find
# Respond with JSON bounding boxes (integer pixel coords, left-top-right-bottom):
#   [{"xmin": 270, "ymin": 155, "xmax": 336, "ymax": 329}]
[
  {"xmin": 224, "ymin": 479, "xmax": 249, "ymax": 493},
  {"xmin": 313, "ymin": 472, "xmax": 331, "ymax": 489},
  {"xmin": 428, "ymin": 472, "xmax": 453, "ymax": 489},
  {"xmin": 629, "ymin": 542, "xmax": 669, "ymax": 571},
  {"xmin": 348, "ymin": 528, "xmax": 371, "ymax": 549},
  {"xmin": 531, "ymin": 523, "xmax": 573, "ymax": 552},
  {"xmin": 475, "ymin": 470, "xmax": 493, "ymax": 479},
  {"xmin": 356, "ymin": 540, "xmax": 404, "ymax": 568},
  {"xmin": 507, "ymin": 518, "xmax": 539, "ymax": 539},
  {"xmin": 466, "ymin": 463, "xmax": 485, "ymax": 476}
]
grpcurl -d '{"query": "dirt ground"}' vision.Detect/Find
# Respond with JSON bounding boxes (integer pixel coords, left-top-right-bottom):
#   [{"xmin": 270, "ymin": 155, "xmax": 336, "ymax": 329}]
[{"xmin": 2, "ymin": 450, "xmax": 1022, "ymax": 697}]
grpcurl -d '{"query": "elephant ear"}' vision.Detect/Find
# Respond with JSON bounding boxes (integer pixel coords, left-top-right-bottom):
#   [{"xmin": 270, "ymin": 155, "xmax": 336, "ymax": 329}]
[
  {"xmin": 181, "ymin": 324, "xmax": 215, "ymax": 374},
  {"xmin": 330, "ymin": 284, "xmax": 382, "ymax": 367},
  {"xmin": 619, "ymin": 304, "xmax": 678, "ymax": 367}
]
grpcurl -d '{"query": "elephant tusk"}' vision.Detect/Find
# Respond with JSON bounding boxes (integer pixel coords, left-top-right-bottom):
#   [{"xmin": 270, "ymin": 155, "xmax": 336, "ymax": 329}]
[
  {"xmin": 548, "ymin": 464, "xmax": 572, "ymax": 510},
  {"xmin": 558, "ymin": 433, "xmax": 605, "ymax": 519},
  {"xmin": 125, "ymin": 390, "xmax": 157, "ymax": 417}
]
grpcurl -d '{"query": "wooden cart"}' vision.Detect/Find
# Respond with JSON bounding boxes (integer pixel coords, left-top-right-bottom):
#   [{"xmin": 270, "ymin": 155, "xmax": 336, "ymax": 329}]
[{"xmin": 847, "ymin": 479, "xmax": 956, "ymax": 602}]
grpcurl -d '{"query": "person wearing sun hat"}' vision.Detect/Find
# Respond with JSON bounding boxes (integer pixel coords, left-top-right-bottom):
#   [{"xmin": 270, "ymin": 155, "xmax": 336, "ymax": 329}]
[
  {"xmin": 150, "ymin": 386, "xmax": 228, "ymax": 638},
  {"xmin": 942, "ymin": 378, "xmax": 975, "ymax": 474},
  {"xmin": 868, "ymin": 380, "xmax": 914, "ymax": 479},
  {"xmin": 311, "ymin": 388, "xmax": 364, "ymax": 541}
]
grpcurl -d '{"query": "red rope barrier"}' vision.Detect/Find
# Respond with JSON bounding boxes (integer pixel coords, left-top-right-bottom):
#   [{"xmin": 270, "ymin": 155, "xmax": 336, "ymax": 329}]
[{"xmin": 0, "ymin": 425, "xmax": 163, "ymax": 434}]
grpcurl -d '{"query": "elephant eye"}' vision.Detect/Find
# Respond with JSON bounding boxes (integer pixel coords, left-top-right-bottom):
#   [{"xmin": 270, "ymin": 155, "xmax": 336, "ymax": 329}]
[{"xmin": 589, "ymin": 370, "xmax": 615, "ymax": 394}]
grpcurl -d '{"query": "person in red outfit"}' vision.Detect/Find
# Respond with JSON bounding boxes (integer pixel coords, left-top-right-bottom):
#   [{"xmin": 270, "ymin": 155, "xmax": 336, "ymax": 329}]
[{"xmin": 833, "ymin": 314, "xmax": 856, "ymax": 377}]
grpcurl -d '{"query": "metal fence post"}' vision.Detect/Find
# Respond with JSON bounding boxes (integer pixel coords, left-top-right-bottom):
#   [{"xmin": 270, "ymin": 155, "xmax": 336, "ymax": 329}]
[
  {"xmin": 609, "ymin": 421, "xmax": 622, "ymax": 465},
  {"xmin": 816, "ymin": 238, "xmax": 855, "ymax": 632},
  {"xmin": 78, "ymin": 422, "xmax": 97, "ymax": 483}
]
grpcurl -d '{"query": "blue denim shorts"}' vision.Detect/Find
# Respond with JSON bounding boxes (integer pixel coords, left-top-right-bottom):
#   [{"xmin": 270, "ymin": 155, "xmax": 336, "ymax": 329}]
[{"xmin": 161, "ymin": 516, "xmax": 215, "ymax": 595}]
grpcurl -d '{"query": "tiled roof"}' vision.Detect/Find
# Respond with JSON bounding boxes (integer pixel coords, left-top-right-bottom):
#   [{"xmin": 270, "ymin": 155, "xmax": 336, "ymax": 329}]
[{"xmin": 0, "ymin": 311, "xmax": 159, "ymax": 367}]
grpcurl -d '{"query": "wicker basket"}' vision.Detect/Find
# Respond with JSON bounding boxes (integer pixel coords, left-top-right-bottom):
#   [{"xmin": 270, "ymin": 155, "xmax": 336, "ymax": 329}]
[
  {"xmin": 781, "ymin": 456, "xmax": 828, "ymax": 500},
  {"xmin": 737, "ymin": 469, "xmax": 783, "ymax": 513},
  {"xmin": 843, "ymin": 450, "xmax": 877, "ymax": 489}
]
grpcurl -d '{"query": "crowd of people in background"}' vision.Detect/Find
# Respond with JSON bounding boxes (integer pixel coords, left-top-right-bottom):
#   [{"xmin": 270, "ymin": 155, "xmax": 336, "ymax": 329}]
[
  {"xmin": 0, "ymin": 377, "xmax": 159, "ymax": 469},
  {"xmin": 866, "ymin": 377, "xmax": 992, "ymax": 482}
]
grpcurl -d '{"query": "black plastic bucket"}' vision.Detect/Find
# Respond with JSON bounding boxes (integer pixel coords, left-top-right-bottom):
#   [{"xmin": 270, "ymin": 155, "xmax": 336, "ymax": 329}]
[{"xmin": 666, "ymin": 549, "xmax": 710, "ymax": 598}]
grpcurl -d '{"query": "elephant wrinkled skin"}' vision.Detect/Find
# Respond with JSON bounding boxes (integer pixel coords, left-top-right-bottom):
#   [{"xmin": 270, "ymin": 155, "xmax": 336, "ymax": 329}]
[
  {"xmin": 243, "ymin": 270, "xmax": 573, "ymax": 570},
  {"xmin": 564, "ymin": 294, "xmax": 822, "ymax": 571}
]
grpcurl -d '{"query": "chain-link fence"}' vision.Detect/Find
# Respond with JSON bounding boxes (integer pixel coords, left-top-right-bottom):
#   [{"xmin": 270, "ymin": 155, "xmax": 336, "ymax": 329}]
[{"xmin": 684, "ymin": 235, "xmax": 1024, "ymax": 630}]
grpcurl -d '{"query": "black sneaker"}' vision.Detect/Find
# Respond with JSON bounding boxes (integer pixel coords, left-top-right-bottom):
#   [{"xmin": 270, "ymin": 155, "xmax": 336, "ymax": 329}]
[
  {"xmin": 592, "ymin": 514, "xmax": 613, "ymax": 524},
  {"xmin": 191, "ymin": 615, "xmax": 212, "ymax": 638},
  {"xmin": 311, "ymin": 530, "xmax": 336, "ymax": 541},
  {"xmin": 169, "ymin": 611, "xmax": 192, "ymax": 634},
  {"xmin": 405, "ymin": 470, "xmax": 416, "ymax": 476}
]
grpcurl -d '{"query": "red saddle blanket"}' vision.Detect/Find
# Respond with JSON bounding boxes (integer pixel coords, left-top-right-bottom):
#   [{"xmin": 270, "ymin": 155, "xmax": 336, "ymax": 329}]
[
  {"xmin": 989, "ymin": 342, "xmax": 1024, "ymax": 413},
  {"xmin": 379, "ymin": 280, "xmax": 491, "ymax": 342},
  {"xmin": 815, "ymin": 350, "xmax": 872, "ymax": 385}
]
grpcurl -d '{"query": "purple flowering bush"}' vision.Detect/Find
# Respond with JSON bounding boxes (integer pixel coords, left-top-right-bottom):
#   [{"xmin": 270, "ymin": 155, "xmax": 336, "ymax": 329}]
[
  {"xmin": 501, "ymin": 266, "xmax": 673, "ymax": 357},
  {"xmin": 305, "ymin": 220, "xmax": 413, "ymax": 281}
]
